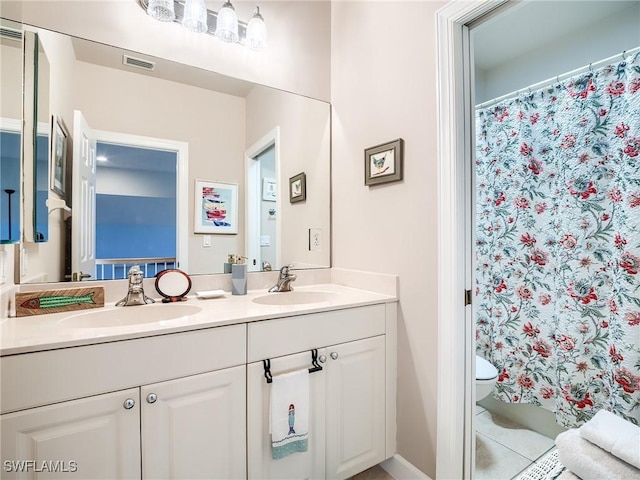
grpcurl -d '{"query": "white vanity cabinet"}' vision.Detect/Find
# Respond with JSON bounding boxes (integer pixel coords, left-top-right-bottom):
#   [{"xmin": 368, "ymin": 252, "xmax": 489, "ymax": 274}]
[
  {"xmin": 247, "ymin": 350, "xmax": 327, "ymax": 480},
  {"xmin": 1, "ymin": 324, "xmax": 247, "ymax": 480},
  {"xmin": 247, "ymin": 304, "xmax": 395, "ymax": 480},
  {"xmin": 1, "ymin": 388, "xmax": 142, "ymax": 479},
  {"xmin": 1, "ymin": 294, "xmax": 397, "ymax": 480},
  {"xmin": 141, "ymin": 365, "xmax": 246, "ymax": 479},
  {"xmin": 325, "ymin": 335, "xmax": 386, "ymax": 478}
]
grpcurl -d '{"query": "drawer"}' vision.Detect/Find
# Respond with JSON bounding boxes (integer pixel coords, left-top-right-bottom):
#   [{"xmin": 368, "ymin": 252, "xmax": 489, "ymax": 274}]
[
  {"xmin": 1, "ymin": 323, "xmax": 246, "ymax": 414},
  {"xmin": 247, "ymin": 304, "xmax": 385, "ymax": 362}
]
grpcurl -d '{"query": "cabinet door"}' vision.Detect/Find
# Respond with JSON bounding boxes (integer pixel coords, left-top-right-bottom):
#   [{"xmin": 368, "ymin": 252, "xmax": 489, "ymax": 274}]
[
  {"xmin": 247, "ymin": 350, "xmax": 326, "ymax": 480},
  {"xmin": 325, "ymin": 336, "xmax": 386, "ymax": 479},
  {"xmin": 1, "ymin": 388, "xmax": 141, "ymax": 479},
  {"xmin": 141, "ymin": 365, "xmax": 246, "ymax": 480}
]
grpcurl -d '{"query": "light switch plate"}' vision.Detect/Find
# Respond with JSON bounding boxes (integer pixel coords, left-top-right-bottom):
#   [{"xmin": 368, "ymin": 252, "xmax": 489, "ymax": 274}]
[
  {"xmin": 309, "ymin": 228, "xmax": 322, "ymax": 251},
  {"xmin": 203, "ymin": 235, "xmax": 211, "ymax": 247}
]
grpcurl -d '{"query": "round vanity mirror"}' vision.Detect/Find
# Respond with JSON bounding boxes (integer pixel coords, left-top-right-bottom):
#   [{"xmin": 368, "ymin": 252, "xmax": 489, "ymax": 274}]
[{"xmin": 155, "ymin": 269, "xmax": 192, "ymax": 302}]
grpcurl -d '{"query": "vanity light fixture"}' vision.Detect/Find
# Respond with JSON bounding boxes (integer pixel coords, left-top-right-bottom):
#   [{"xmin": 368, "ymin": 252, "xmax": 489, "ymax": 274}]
[
  {"xmin": 140, "ymin": 0, "xmax": 266, "ymax": 51},
  {"xmin": 147, "ymin": 0, "xmax": 176, "ymax": 22},
  {"xmin": 246, "ymin": 7, "xmax": 266, "ymax": 51},
  {"xmin": 215, "ymin": 1, "xmax": 239, "ymax": 43},
  {"xmin": 182, "ymin": 0, "xmax": 208, "ymax": 33}
]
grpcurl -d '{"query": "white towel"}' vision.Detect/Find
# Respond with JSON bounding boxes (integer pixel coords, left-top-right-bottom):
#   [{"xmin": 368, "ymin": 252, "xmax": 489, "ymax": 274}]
[
  {"xmin": 579, "ymin": 410, "xmax": 640, "ymax": 469},
  {"xmin": 270, "ymin": 369, "xmax": 309, "ymax": 460},
  {"xmin": 556, "ymin": 428, "xmax": 640, "ymax": 480},
  {"xmin": 557, "ymin": 470, "xmax": 581, "ymax": 480},
  {"xmin": 613, "ymin": 431, "xmax": 640, "ymax": 470}
]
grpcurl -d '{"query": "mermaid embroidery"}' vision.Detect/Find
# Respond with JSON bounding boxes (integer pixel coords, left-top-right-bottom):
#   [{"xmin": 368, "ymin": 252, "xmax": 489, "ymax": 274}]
[{"xmin": 288, "ymin": 404, "xmax": 296, "ymax": 435}]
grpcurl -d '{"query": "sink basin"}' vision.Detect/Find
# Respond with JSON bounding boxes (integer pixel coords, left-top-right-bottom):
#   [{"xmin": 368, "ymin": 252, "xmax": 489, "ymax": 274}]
[
  {"xmin": 60, "ymin": 304, "xmax": 202, "ymax": 328},
  {"xmin": 252, "ymin": 291, "xmax": 334, "ymax": 306}
]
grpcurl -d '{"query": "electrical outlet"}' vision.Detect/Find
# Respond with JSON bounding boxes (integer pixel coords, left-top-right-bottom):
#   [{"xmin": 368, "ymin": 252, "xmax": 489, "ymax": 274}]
[{"xmin": 309, "ymin": 228, "xmax": 322, "ymax": 252}]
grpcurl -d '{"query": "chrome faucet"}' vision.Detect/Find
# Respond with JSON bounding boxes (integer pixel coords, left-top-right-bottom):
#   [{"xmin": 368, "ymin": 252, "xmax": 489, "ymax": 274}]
[
  {"xmin": 268, "ymin": 265, "xmax": 297, "ymax": 292},
  {"xmin": 116, "ymin": 265, "xmax": 155, "ymax": 306}
]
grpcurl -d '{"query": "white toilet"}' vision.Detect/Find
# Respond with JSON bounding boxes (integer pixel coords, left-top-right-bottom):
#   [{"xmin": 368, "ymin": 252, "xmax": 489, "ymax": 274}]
[{"xmin": 476, "ymin": 355, "xmax": 499, "ymax": 401}]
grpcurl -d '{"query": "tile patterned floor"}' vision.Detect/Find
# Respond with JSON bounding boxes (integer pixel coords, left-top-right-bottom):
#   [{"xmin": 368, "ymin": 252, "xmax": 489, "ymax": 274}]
[
  {"xmin": 475, "ymin": 407, "xmax": 556, "ymax": 480},
  {"xmin": 350, "ymin": 407, "xmax": 556, "ymax": 480}
]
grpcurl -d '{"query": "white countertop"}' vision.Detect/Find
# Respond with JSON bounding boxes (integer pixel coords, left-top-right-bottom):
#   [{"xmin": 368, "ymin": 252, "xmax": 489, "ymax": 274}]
[{"xmin": 0, "ymin": 284, "xmax": 396, "ymax": 356}]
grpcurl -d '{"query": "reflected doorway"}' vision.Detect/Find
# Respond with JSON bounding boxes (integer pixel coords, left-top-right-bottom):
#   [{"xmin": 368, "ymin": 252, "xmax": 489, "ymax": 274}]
[
  {"xmin": 0, "ymin": 125, "xmax": 21, "ymax": 243},
  {"xmin": 246, "ymin": 127, "xmax": 280, "ymax": 272},
  {"xmin": 70, "ymin": 114, "xmax": 189, "ymax": 281},
  {"xmin": 94, "ymin": 142, "xmax": 177, "ymax": 280}
]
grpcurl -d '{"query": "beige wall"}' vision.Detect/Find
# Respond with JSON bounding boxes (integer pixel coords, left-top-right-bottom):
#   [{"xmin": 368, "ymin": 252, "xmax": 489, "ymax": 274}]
[
  {"xmin": 246, "ymin": 85, "xmax": 331, "ymax": 269},
  {"xmin": 1, "ymin": 40, "xmax": 22, "ymax": 120},
  {"xmin": 331, "ymin": 1, "xmax": 445, "ymax": 477},
  {"xmin": 0, "ymin": 0, "xmax": 331, "ymax": 102}
]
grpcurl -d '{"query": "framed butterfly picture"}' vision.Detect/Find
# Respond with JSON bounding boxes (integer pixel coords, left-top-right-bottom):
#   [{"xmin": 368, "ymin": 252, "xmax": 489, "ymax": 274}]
[{"xmin": 364, "ymin": 138, "xmax": 404, "ymax": 186}]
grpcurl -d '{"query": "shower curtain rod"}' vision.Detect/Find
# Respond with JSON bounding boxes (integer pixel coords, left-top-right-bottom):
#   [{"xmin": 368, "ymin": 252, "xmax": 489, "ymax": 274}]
[{"xmin": 476, "ymin": 45, "xmax": 640, "ymax": 110}]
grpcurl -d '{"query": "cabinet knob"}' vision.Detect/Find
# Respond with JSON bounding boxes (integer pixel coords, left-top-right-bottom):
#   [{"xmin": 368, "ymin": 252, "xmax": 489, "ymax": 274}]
[
  {"xmin": 318, "ymin": 355, "xmax": 327, "ymax": 363},
  {"xmin": 123, "ymin": 398, "xmax": 136, "ymax": 410},
  {"xmin": 146, "ymin": 393, "xmax": 157, "ymax": 404},
  {"xmin": 330, "ymin": 352, "xmax": 338, "ymax": 360}
]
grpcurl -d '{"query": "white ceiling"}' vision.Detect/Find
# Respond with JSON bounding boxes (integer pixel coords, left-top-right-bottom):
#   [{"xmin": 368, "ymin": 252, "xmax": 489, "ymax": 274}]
[{"xmin": 473, "ymin": 0, "xmax": 639, "ymax": 71}]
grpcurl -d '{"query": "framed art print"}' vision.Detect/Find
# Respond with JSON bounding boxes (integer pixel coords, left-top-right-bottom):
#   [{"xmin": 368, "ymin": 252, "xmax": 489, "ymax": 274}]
[
  {"xmin": 289, "ymin": 172, "xmax": 306, "ymax": 203},
  {"xmin": 364, "ymin": 138, "xmax": 404, "ymax": 186},
  {"xmin": 194, "ymin": 180, "xmax": 238, "ymax": 234},
  {"xmin": 51, "ymin": 116, "xmax": 68, "ymax": 196}
]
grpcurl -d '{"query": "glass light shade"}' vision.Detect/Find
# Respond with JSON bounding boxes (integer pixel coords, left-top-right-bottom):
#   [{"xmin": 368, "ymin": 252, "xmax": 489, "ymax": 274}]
[
  {"xmin": 246, "ymin": 7, "xmax": 266, "ymax": 51},
  {"xmin": 182, "ymin": 0, "xmax": 208, "ymax": 33},
  {"xmin": 215, "ymin": 1, "xmax": 239, "ymax": 43},
  {"xmin": 147, "ymin": 0, "xmax": 175, "ymax": 22}
]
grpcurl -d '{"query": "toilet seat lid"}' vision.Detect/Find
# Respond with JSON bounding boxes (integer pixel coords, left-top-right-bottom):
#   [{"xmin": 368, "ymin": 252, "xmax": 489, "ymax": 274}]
[{"xmin": 476, "ymin": 356, "xmax": 498, "ymax": 380}]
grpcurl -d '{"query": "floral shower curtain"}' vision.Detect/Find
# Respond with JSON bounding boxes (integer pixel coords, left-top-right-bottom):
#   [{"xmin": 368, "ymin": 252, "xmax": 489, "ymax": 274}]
[{"xmin": 475, "ymin": 51, "xmax": 640, "ymax": 428}]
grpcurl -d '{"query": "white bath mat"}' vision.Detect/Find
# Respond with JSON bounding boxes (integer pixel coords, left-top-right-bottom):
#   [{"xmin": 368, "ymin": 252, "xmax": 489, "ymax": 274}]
[{"xmin": 516, "ymin": 449, "xmax": 566, "ymax": 480}]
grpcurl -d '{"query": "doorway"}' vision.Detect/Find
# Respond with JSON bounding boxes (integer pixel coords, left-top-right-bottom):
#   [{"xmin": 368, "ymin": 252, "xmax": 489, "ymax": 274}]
[
  {"xmin": 245, "ymin": 127, "xmax": 281, "ymax": 272},
  {"xmin": 436, "ymin": 1, "xmax": 640, "ymax": 478}
]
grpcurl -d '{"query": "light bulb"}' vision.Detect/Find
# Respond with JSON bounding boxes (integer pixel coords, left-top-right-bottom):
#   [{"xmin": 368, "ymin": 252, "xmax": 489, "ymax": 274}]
[
  {"xmin": 182, "ymin": 0, "xmax": 208, "ymax": 33},
  {"xmin": 147, "ymin": 0, "xmax": 175, "ymax": 22},
  {"xmin": 215, "ymin": 1, "xmax": 239, "ymax": 43},
  {"xmin": 246, "ymin": 6, "xmax": 266, "ymax": 51}
]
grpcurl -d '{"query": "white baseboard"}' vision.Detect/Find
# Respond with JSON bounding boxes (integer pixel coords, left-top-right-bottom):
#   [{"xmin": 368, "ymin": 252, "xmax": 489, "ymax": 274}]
[{"xmin": 380, "ymin": 455, "xmax": 432, "ymax": 480}]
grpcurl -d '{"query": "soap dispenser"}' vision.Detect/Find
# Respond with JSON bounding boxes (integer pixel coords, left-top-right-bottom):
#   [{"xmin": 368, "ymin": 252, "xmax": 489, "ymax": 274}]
[
  {"xmin": 231, "ymin": 256, "xmax": 247, "ymax": 296},
  {"xmin": 224, "ymin": 254, "xmax": 236, "ymax": 274}
]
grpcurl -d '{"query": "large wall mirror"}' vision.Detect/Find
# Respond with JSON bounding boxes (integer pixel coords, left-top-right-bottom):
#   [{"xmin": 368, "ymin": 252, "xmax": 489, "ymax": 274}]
[{"xmin": 16, "ymin": 23, "xmax": 331, "ymax": 284}]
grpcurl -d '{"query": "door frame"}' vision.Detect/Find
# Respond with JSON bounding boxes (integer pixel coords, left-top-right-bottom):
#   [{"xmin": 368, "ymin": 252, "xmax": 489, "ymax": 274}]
[
  {"xmin": 245, "ymin": 127, "xmax": 280, "ymax": 272},
  {"xmin": 93, "ymin": 129, "xmax": 189, "ymax": 273},
  {"xmin": 435, "ymin": 1, "xmax": 509, "ymax": 478}
]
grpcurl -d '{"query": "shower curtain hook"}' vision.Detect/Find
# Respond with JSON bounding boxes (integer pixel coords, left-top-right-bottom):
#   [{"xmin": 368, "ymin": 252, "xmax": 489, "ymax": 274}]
[
  {"xmin": 622, "ymin": 50, "xmax": 627, "ymax": 61},
  {"xmin": 589, "ymin": 63, "xmax": 593, "ymax": 73}
]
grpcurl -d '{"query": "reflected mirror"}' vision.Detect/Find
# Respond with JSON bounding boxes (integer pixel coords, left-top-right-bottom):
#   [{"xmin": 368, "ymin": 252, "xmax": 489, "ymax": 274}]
[
  {"xmin": 18, "ymin": 25, "xmax": 331, "ymax": 284},
  {"xmin": 34, "ymin": 33, "xmax": 50, "ymax": 243}
]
